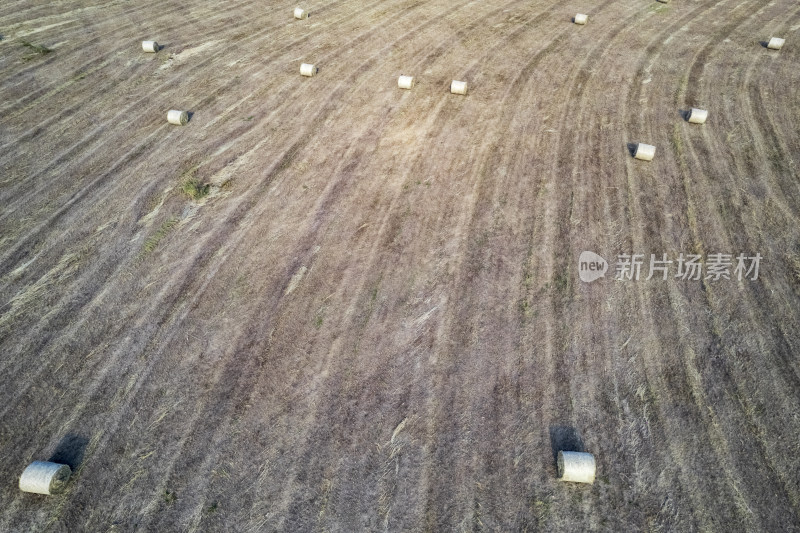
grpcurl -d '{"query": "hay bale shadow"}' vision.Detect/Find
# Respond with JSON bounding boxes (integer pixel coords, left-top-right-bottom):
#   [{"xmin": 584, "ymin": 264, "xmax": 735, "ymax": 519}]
[
  {"xmin": 187, "ymin": 111, "xmax": 194, "ymax": 122},
  {"xmin": 679, "ymin": 109, "xmax": 690, "ymax": 121},
  {"xmin": 759, "ymin": 41, "xmax": 769, "ymax": 48},
  {"xmin": 626, "ymin": 142, "xmax": 638, "ymax": 157},
  {"xmin": 549, "ymin": 425, "xmax": 584, "ymax": 464},
  {"xmin": 48, "ymin": 434, "xmax": 89, "ymax": 470}
]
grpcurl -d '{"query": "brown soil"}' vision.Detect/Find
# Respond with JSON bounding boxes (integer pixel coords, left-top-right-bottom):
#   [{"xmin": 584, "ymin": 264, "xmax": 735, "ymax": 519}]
[{"xmin": 1, "ymin": 0, "xmax": 799, "ymax": 531}]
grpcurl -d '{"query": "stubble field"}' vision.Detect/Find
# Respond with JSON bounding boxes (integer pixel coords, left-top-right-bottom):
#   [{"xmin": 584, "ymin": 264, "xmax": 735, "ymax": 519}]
[{"xmin": 1, "ymin": 0, "xmax": 799, "ymax": 531}]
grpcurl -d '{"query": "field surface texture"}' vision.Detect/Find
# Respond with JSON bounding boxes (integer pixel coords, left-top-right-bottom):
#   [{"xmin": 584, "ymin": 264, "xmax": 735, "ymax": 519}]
[{"xmin": 1, "ymin": 0, "xmax": 800, "ymax": 531}]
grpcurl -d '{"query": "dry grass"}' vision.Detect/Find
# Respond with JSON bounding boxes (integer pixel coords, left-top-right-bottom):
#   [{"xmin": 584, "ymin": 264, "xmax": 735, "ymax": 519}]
[{"xmin": 1, "ymin": 0, "xmax": 799, "ymax": 531}]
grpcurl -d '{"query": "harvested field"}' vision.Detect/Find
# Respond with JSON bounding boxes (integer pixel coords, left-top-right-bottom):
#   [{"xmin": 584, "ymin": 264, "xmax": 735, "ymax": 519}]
[{"xmin": 1, "ymin": 0, "xmax": 799, "ymax": 531}]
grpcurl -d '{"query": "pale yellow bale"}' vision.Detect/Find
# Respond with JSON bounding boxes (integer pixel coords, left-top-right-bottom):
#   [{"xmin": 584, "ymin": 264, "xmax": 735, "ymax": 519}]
[
  {"xmin": 19, "ymin": 461, "xmax": 72, "ymax": 495},
  {"xmin": 300, "ymin": 63, "xmax": 317, "ymax": 77},
  {"xmin": 557, "ymin": 451, "xmax": 596, "ymax": 484},
  {"xmin": 450, "ymin": 80, "xmax": 468, "ymax": 95},
  {"xmin": 634, "ymin": 143, "xmax": 656, "ymax": 161},
  {"xmin": 767, "ymin": 37, "xmax": 785, "ymax": 50}
]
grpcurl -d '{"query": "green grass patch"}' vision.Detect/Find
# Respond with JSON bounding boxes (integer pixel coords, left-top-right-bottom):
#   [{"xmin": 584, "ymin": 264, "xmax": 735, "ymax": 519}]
[
  {"xmin": 181, "ymin": 178, "xmax": 210, "ymax": 201},
  {"xmin": 553, "ymin": 269, "xmax": 569, "ymax": 297},
  {"xmin": 21, "ymin": 40, "xmax": 53, "ymax": 60},
  {"xmin": 671, "ymin": 123, "xmax": 684, "ymax": 156},
  {"xmin": 143, "ymin": 217, "xmax": 179, "ymax": 254},
  {"xmin": 649, "ymin": 3, "xmax": 670, "ymax": 14},
  {"xmin": 789, "ymin": 253, "xmax": 800, "ymax": 286},
  {"xmin": 519, "ymin": 298, "xmax": 532, "ymax": 318},
  {"xmin": 178, "ymin": 164, "xmax": 210, "ymax": 201},
  {"xmin": 533, "ymin": 498, "xmax": 551, "ymax": 521},
  {"xmin": 674, "ymin": 73, "xmax": 689, "ymax": 104},
  {"xmin": 163, "ymin": 489, "xmax": 177, "ymax": 505}
]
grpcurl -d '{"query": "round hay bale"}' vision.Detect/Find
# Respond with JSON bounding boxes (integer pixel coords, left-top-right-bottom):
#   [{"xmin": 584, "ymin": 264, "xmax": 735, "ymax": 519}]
[
  {"xmin": 450, "ymin": 80, "xmax": 468, "ymax": 95},
  {"xmin": 19, "ymin": 461, "xmax": 72, "ymax": 495},
  {"xmin": 574, "ymin": 14, "xmax": 588, "ymax": 25},
  {"xmin": 634, "ymin": 143, "xmax": 656, "ymax": 161},
  {"xmin": 300, "ymin": 63, "xmax": 317, "ymax": 77},
  {"xmin": 398, "ymin": 75, "xmax": 415, "ymax": 89},
  {"xmin": 557, "ymin": 451, "xmax": 596, "ymax": 484},
  {"xmin": 167, "ymin": 110, "xmax": 189, "ymax": 125},
  {"xmin": 142, "ymin": 40, "xmax": 159, "ymax": 53},
  {"xmin": 687, "ymin": 108, "xmax": 708, "ymax": 124},
  {"xmin": 294, "ymin": 7, "xmax": 308, "ymax": 19},
  {"xmin": 767, "ymin": 37, "xmax": 785, "ymax": 50}
]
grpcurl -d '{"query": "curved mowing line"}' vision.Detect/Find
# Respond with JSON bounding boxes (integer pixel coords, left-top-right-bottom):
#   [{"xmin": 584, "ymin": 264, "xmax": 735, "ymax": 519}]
[
  {"xmin": 0, "ymin": 0, "xmax": 381, "ymax": 125},
  {"xmin": 0, "ymin": 0, "xmax": 195, "ymax": 87},
  {"xmin": 620, "ymin": 0, "xmax": 782, "ymax": 529},
  {"xmin": 0, "ymin": 0, "xmax": 136, "ymax": 40},
  {"xmin": 0, "ymin": 0, "xmax": 389, "ymax": 213},
  {"xmin": 126, "ymin": 0, "xmax": 568, "ymax": 528},
  {"xmin": 538, "ymin": 0, "xmax": 712, "ymax": 465},
  {"xmin": 0, "ymin": 0, "xmax": 440, "ymax": 416},
  {"xmin": 135, "ymin": 0, "xmax": 599, "ymax": 526},
  {"xmin": 0, "ymin": 0, "xmax": 476, "ymax": 409},
  {"xmin": 529, "ymin": 0, "xmax": 760, "ymax": 528},
  {"xmin": 0, "ymin": 0, "xmax": 237, "ymax": 116},
  {"xmin": 672, "ymin": 2, "xmax": 800, "ymax": 518},
  {"xmin": 398, "ymin": 3, "xmax": 669, "ymax": 528},
  {"xmin": 0, "ymin": 0, "xmax": 506, "ymax": 527},
  {"xmin": 0, "ymin": 0, "xmax": 429, "ymax": 273},
  {"xmin": 0, "ymin": 0, "xmax": 481, "ymax": 393},
  {"xmin": 0, "ymin": 0, "xmax": 134, "ymax": 24},
  {"xmin": 1, "ymin": 0, "xmax": 796, "ymax": 529}
]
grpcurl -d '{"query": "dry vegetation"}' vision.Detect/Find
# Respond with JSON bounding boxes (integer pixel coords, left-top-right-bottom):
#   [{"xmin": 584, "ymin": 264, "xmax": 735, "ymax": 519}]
[{"xmin": 1, "ymin": 0, "xmax": 799, "ymax": 531}]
